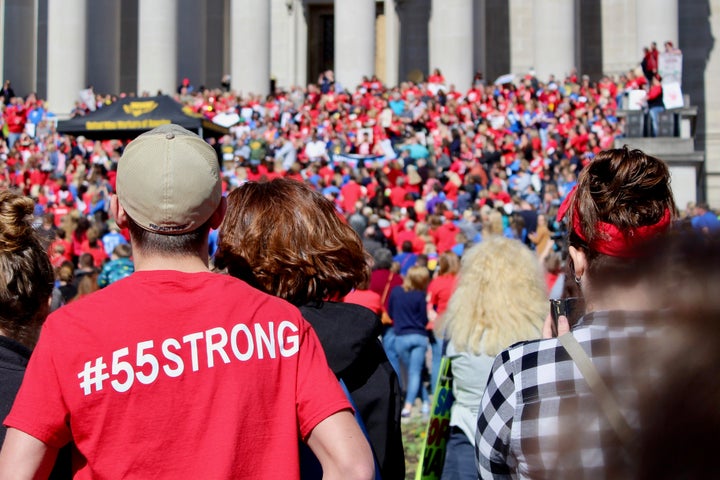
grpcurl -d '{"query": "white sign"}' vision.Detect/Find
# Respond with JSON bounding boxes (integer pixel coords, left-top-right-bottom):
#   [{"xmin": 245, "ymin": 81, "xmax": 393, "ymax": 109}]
[
  {"xmin": 79, "ymin": 88, "xmax": 96, "ymax": 112},
  {"xmin": 659, "ymin": 53, "xmax": 683, "ymax": 86},
  {"xmin": 627, "ymin": 89, "xmax": 647, "ymax": 111},
  {"xmin": 662, "ymin": 82, "xmax": 684, "ymax": 109}
]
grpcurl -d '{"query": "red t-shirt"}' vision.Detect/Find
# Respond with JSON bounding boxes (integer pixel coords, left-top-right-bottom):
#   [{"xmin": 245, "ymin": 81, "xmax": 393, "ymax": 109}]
[
  {"xmin": 427, "ymin": 273, "xmax": 458, "ymax": 318},
  {"xmin": 343, "ymin": 289, "xmax": 382, "ymax": 315},
  {"xmin": 434, "ymin": 222, "xmax": 461, "ymax": 254},
  {"xmin": 5, "ymin": 271, "xmax": 349, "ymax": 479},
  {"xmin": 340, "ymin": 181, "xmax": 362, "ymax": 214}
]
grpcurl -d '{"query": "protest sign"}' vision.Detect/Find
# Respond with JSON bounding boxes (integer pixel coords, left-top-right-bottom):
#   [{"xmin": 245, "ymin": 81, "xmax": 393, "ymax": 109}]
[
  {"xmin": 659, "ymin": 52, "xmax": 683, "ymax": 86},
  {"xmin": 415, "ymin": 357, "xmax": 454, "ymax": 480}
]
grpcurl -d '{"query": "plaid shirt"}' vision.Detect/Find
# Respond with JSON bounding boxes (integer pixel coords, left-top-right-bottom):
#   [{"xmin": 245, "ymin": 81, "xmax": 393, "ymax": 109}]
[{"xmin": 476, "ymin": 310, "xmax": 661, "ymax": 479}]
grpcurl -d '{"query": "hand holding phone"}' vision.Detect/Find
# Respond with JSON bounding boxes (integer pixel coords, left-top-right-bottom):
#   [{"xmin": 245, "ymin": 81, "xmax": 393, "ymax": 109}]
[{"xmin": 545, "ymin": 297, "xmax": 585, "ymax": 337}]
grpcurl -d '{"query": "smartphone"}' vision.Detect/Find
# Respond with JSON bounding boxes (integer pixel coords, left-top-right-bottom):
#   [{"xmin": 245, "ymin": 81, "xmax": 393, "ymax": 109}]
[{"xmin": 549, "ymin": 297, "xmax": 585, "ymax": 336}]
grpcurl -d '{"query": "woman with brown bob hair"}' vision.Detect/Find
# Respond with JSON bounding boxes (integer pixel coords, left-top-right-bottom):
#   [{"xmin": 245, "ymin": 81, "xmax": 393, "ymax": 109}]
[{"xmin": 216, "ymin": 178, "xmax": 405, "ymax": 480}]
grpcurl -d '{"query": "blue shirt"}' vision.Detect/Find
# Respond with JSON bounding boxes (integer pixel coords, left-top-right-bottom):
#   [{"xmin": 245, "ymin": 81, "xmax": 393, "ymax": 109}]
[
  {"xmin": 387, "ymin": 287, "xmax": 428, "ymax": 336},
  {"xmin": 692, "ymin": 211, "xmax": 720, "ymax": 233},
  {"xmin": 393, "ymin": 252, "xmax": 418, "ymax": 276}
]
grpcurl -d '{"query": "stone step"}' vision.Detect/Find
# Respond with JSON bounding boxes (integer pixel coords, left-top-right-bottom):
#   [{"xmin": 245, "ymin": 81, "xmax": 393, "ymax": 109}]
[{"xmin": 615, "ymin": 137, "xmax": 695, "ymax": 156}]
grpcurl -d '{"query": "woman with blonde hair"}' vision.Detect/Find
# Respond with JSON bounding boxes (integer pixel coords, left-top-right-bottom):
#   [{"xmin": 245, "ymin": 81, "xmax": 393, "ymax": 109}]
[
  {"xmin": 482, "ymin": 209, "xmax": 505, "ymax": 237},
  {"xmin": 388, "ymin": 265, "xmax": 432, "ymax": 417},
  {"xmin": 440, "ymin": 236, "xmax": 546, "ymax": 480}
]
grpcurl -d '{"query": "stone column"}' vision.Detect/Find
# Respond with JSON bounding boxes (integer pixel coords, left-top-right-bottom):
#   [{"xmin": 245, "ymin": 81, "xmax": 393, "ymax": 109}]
[
  {"xmin": 47, "ymin": 0, "xmax": 86, "ymax": 116},
  {"xmin": 231, "ymin": 0, "xmax": 270, "ymax": 96},
  {"xmin": 137, "ymin": 0, "xmax": 177, "ymax": 95},
  {"xmin": 473, "ymin": 0, "xmax": 486, "ymax": 81},
  {"xmin": 601, "ymin": 0, "xmax": 639, "ymax": 76},
  {"xmin": 533, "ymin": 0, "xmax": 575, "ymax": 81},
  {"xmin": 384, "ymin": 0, "xmax": 400, "ymax": 87},
  {"xmin": 509, "ymin": 0, "xmax": 535, "ymax": 76},
  {"xmin": 177, "ymin": 0, "xmax": 207, "ymax": 87},
  {"xmin": 335, "ymin": 0, "xmax": 375, "ymax": 90},
  {"xmin": 429, "ymin": 0, "xmax": 473, "ymax": 91},
  {"xmin": 271, "ymin": 0, "xmax": 292, "ymax": 90},
  {"xmin": 636, "ymin": 0, "xmax": 678, "ymax": 53},
  {"xmin": 295, "ymin": 1, "xmax": 308, "ymax": 86},
  {"xmin": 705, "ymin": 0, "xmax": 720, "ymax": 207},
  {"xmin": 0, "ymin": 0, "xmax": 4, "ymax": 82},
  {"xmin": 88, "ymin": 0, "xmax": 121, "ymax": 95}
]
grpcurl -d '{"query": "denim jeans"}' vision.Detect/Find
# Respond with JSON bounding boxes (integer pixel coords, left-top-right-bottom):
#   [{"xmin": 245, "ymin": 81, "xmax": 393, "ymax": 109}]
[
  {"xmin": 430, "ymin": 336, "xmax": 444, "ymax": 395},
  {"xmin": 440, "ymin": 429, "xmax": 477, "ymax": 480},
  {"xmin": 382, "ymin": 327, "xmax": 402, "ymax": 390},
  {"xmin": 649, "ymin": 106, "xmax": 665, "ymax": 137},
  {"xmin": 395, "ymin": 333, "xmax": 430, "ymax": 406}
]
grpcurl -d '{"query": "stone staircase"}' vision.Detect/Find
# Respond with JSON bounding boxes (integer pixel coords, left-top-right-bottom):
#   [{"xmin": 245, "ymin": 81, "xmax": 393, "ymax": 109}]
[{"xmin": 614, "ymin": 104, "xmax": 704, "ymax": 211}]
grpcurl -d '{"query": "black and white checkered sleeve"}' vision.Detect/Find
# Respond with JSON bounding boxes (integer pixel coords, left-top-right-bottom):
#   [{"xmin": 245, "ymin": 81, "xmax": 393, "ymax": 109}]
[{"xmin": 476, "ymin": 348, "xmax": 517, "ymax": 479}]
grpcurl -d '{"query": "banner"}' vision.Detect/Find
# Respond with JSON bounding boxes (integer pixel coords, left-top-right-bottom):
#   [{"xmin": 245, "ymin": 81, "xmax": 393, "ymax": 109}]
[
  {"xmin": 658, "ymin": 52, "xmax": 683, "ymax": 86},
  {"xmin": 380, "ymin": 139, "xmax": 397, "ymax": 160},
  {"xmin": 332, "ymin": 153, "xmax": 386, "ymax": 170},
  {"xmin": 415, "ymin": 357, "xmax": 454, "ymax": 480}
]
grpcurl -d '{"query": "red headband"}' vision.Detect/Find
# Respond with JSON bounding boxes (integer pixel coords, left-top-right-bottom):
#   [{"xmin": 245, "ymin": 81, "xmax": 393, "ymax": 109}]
[{"xmin": 556, "ymin": 185, "xmax": 672, "ymax": 258}]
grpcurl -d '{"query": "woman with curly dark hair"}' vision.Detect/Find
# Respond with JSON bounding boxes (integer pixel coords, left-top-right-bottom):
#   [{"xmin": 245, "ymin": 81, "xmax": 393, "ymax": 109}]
[{"xmin": 216, "ymin": 178, "xmax": 405, "ymax": 480}]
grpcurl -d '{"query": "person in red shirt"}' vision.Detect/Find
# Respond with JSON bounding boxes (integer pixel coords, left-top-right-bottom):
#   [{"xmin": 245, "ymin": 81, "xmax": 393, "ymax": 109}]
[
  {"xmin": 3, "ymin": 97, "xmax": 26, "ymax": 149},
  {"xmin": 434, "ymin": 213, "xmax": 462, "ymax": 254},
  {"xmin": 426, "ymin": 251, "xmax": 460, "ymax": 389},
  {"xmin": 343, "ymin": 279, "xmax": 382, "ymax": 315},
  {"xmin": 646, "ymin": 75, "xmax": 665, "ymax": 137},
  {"xmin": 340, "ymin": 177, "xmax": 363, "ymax": 214},
  {"xmin": 389, "ymin": 176, "xmax": 408, "ymax": 208},
  {"xmin": 82, "ymin": 227, "xmax": 108, "ymax": 268}
]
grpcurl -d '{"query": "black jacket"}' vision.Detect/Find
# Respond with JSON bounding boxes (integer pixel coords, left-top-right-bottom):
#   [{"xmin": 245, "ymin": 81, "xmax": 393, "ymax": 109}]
[
  {"xmin": 0, "ymin": 336, "xmax": 72, "ymax": 479},
  {"xmin": 0, "ymin": 336, "xmax": 30, "ymax": 446},
  {"xmin": 300, "ymin": 302, "xmax": 405, "ymax": 480}
]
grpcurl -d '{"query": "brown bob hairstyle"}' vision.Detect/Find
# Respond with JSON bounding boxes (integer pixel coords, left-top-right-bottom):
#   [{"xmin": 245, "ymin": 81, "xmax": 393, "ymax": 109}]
[{"xmin": 215, "ymin": 178, "xmax": 370, "ymax": 306}]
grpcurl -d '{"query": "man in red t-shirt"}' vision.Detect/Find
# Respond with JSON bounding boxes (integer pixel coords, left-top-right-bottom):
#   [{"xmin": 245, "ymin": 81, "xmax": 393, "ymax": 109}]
[{"xmin": 0, "ymin": 125, "xmax": 374, "ymax": 480}]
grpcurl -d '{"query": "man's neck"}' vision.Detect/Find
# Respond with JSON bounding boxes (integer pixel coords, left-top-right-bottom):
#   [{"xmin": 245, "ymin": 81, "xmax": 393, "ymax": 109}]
[{"xmin": 132, "ymin": 252, "xmax": 211, "ymax": 274}]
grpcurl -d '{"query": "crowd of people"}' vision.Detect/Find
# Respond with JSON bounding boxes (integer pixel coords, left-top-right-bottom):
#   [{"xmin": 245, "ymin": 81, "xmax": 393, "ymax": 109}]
[
  {"xmin": 0, "ymin": 53, "xmax": 718, "ymax": 479},
  {"xmin": 2, "ymin": 56, "xmax": 714, "ymax": 303}
]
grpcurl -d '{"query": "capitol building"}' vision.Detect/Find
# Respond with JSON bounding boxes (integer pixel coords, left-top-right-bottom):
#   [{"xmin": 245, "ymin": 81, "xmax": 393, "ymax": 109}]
[{"xmin": 1, "ymin": 0, "xmax": 719, "ymax": 205}]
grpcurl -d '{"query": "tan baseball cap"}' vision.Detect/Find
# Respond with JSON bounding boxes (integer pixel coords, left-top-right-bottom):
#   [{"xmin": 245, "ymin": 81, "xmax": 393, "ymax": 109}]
[{"xmin": 116, "ymin": 124, "xmax": 221, "ymax": 234}]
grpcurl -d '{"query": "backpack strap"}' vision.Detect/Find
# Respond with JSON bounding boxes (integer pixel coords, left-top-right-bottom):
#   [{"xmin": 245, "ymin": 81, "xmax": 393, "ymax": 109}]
[{"xmin": 558, "ymin": 333, "xmax": 633, "ymax": 445}]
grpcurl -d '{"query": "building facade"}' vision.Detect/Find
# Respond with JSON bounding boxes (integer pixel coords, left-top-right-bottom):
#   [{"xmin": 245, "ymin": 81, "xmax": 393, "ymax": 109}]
[{"xmin": 1, "ymin": 0, "xmax": 719, "ymax": 206}]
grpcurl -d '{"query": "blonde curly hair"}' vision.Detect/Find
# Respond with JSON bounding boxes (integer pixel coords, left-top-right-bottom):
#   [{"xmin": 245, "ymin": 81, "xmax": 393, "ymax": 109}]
[{"xmin": 444, "ymin": 236, "xmax": 546, "ymax": 356}]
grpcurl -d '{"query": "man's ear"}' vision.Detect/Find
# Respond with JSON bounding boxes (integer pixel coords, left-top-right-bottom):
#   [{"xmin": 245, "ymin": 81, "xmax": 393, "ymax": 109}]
[
  {"xmin": 568, "ymin": 245, "xmax": 587, "ymax": 279},
  {"xmin": 110, "ymin": 195, "xmax": 129, "ymax": 229},
  {"xmin": 209, "ymin": 196, "xmax": 227, "ymax": 230}
]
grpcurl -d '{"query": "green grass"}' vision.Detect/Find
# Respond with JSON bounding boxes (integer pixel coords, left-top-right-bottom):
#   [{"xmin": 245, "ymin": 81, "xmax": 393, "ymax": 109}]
[{"xmin": 402, "ymin": 414, "xmax": 430, "ymax": 479}]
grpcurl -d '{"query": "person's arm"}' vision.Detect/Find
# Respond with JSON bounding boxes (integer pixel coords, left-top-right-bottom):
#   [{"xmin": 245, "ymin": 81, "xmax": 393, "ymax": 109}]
[
  {"xmin": 0, "ymin": 428, "xmax": 58, "ymax": 480},
  {"xmin": 476, "ymin": 351, "xmax": 517, "ymax": 479},
  {"xmin": 426, "ymin": 291, "xmax": 438, "ymax": 327},
  {"xmin": 305, "ymin": 410, "xmax": 375, "ymax": 480}
]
